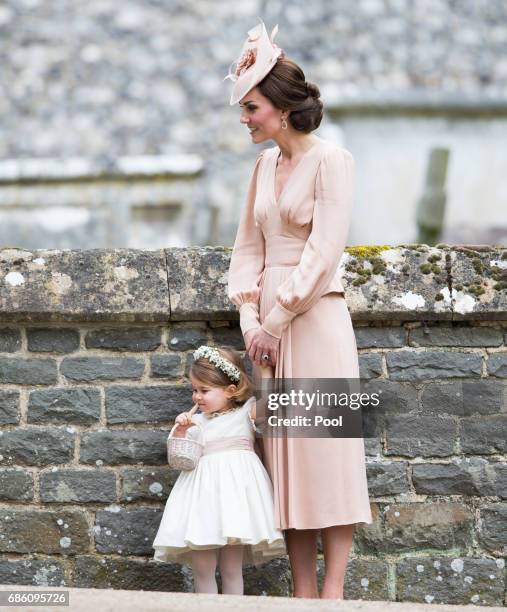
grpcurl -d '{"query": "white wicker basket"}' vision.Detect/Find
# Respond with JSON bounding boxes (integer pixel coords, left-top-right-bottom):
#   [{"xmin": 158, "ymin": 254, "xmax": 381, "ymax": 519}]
[{"xmin": 167, "ymin": 421, "xmax": 204, "ymax": 471}]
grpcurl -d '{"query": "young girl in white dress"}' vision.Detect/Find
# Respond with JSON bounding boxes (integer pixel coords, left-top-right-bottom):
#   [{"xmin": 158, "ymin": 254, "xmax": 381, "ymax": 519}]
[{"xmin": 152, "ymin": 345, "xmax": 286, "ymax": 594}]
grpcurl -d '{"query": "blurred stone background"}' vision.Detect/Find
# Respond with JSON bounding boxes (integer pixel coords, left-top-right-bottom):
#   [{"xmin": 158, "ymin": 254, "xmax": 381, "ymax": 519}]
[{"xmin": 0, "ymin": 0, "xmax": 506, "ymax": 248}]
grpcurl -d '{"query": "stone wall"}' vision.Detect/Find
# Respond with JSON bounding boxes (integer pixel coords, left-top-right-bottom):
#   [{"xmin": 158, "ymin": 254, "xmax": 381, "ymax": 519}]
[
  {"xmin": 0, "ymin": 245, "xmax": 506, "ymax": 604},
  {"xmin": 2, "ymin": 0, "xmax": 507, "ymax": 247},
  {"xmin": 2, "ymin": 0, "xmax": 507, "ymax": 160},
  {"xmin": 0, "ymin": 155, "xmax": 203, "ymax": 250}
]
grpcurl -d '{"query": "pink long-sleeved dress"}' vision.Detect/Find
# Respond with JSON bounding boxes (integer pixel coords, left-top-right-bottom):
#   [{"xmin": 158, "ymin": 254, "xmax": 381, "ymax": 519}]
[{"xmin": 228, "ymin": 138, "xmax": 373, "ymax": 530}]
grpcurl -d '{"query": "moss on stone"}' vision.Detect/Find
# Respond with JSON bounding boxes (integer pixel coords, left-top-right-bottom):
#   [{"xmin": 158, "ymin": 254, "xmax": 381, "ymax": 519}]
[
  {"xmin": 343, "ymin": 246, "xmax": 392, "ymax": 284},
  {"xmin": 471, "ymin": 258, "xmax": 484, "ymax": 274},
  {"xmin": 468, "ymin": 283, "xmax": 485, "ymax": 297},
  {"xmin": 345, "ymin": 245, "xmax": 391, "ymax": 258},
  {"xmin": 357, "ymin": 268, "xmax": 372, "ymax": 277}
]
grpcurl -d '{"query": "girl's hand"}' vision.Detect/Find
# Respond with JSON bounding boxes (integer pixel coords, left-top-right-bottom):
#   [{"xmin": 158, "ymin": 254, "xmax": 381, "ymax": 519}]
[
  {"xmin": 248, "ymin": 328, "xmax": 280, "ymax": 366},
  {"xmin": 173, "ymin": 403, "xmax": 198, "ymax": 436},
  {"xmin": 175, "ymin": 411, "xmax": 194, "ymax": 427}
]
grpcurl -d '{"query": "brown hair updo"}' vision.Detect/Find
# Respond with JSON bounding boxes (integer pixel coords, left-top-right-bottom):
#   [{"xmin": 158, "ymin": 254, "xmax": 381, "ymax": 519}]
[
  {"xmin": 258, "ymin": 57, "xmax": 323, "ymax": 134},
  {"xmin": 189, "ymin": 346, "xmax": 254, "ymax": 407}
]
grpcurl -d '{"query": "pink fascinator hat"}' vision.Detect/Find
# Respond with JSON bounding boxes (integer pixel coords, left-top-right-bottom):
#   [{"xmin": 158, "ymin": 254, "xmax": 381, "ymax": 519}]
[{"xmin": 224, "ymin": 18, "xmax": 284, "ymax": 106}]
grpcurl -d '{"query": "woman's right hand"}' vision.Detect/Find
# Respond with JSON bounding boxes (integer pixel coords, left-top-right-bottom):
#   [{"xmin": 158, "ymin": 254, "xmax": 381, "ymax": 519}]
[
  {"xmin": 247, "ymin": 327, "xmax": 279, "ymax": 366},
  {"xmin": 244, "ymin": 328, "xmax": 257, "ymax": 352}
]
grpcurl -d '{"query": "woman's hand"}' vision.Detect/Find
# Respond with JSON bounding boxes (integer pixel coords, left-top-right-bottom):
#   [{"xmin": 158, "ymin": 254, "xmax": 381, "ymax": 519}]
[
  {"xmin": 244, "ymin": 328, "xmax": 257, "ymax": 352},
  {"xmin": 247, "ymin": 328, "xmax": 280, "ymax": 366}
]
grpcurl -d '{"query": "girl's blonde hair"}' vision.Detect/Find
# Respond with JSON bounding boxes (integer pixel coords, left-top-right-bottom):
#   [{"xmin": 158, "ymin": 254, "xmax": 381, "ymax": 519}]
[{"xmin": 189, "ymin": 345, "xmax": 253, "ymax": 406}]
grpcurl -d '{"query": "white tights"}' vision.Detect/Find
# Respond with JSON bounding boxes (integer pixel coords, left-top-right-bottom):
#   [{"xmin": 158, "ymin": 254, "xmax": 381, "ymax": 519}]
[{"xmin": 191, "ymin": 545, "xmax": 244, "ymax": 594}]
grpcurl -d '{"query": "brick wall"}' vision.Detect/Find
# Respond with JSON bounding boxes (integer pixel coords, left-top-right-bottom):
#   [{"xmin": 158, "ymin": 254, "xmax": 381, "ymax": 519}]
[{"xmin": 0, "ymin": 245, "xmax": 506, "ymax": 604}]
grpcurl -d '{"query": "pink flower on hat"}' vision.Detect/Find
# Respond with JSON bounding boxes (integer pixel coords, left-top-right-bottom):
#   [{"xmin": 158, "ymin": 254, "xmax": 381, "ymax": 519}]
[
  {"xmin": 235, "ymin": 48, "xmax": 257, "ymax": 78},
  {"xmin": 272, "ymin": 42, "xmax": 285, "ymax": 59}
]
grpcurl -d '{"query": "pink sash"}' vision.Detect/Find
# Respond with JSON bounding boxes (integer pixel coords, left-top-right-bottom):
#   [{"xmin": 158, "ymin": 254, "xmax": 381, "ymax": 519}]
[{"xmin": 202, "ymin": 436, "xmax": 254, "ymax": 455}]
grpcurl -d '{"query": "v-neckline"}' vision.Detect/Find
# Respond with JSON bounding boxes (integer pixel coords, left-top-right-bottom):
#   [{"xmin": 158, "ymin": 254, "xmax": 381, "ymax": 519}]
[{"xmin": 272, "ymin": 140, "xmax": 323, "ymax": 204}]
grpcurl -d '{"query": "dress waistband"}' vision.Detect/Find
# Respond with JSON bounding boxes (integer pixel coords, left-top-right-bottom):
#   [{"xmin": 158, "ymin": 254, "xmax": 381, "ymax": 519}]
[
  {"xmin": 264, "ymin": 235, "xmax": 306, "ymax": 268},
  {"xmin": 202, "ymin": 436, "xmax": 254, "ymax": 455}
]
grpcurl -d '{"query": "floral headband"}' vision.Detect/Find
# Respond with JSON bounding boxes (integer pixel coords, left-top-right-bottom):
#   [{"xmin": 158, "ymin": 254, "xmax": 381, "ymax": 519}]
[
  {"xmin": 193, "ymin": 346, "xmax": 241, "ymax": 383},
  {"xmin": 223, "ymin": 18, "xmax": 285, "ymax": 106}
]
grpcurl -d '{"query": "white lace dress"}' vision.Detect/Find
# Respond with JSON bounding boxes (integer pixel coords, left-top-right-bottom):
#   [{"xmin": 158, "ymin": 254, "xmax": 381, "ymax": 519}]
[{"xmin": 152, "ymin": 397, "xmax": 286, "ymax": 566}]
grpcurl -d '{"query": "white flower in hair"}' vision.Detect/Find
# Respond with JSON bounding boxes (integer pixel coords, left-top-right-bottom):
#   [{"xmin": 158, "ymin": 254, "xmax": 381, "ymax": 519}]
[{"xmin": 193, "ymin": 346, "xmax": 241, "ymax": 382}]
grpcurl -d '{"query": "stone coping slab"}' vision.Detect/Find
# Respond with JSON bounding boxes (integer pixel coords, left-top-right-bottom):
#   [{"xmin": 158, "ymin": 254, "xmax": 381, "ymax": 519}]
[
  {"xmin": 0, "ymin": 154, "xmax": 203, "ymax": 184},
  {"xmin": 326, "ymin": 90, "xmax": 507, "ymax": 117},
  {"xmin": 0, "ymin": 245, "xmax": 505, "ymax": 323},
  {"xmin": 0, "ymin": 586, "xmax": 504, "ymax": 612}
]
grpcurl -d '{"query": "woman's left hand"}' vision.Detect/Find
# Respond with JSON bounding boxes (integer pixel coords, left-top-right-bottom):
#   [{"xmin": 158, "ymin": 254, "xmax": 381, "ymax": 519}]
[{"xmin": 248, "ymin": 328, "xmax": 280, "ymax": 366}]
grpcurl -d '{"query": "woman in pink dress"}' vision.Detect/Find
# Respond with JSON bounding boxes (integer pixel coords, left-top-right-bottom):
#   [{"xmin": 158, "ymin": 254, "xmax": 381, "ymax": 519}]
[{"xmin": 226, "ymin": 20, "xmax": 372, "ymax": 599}]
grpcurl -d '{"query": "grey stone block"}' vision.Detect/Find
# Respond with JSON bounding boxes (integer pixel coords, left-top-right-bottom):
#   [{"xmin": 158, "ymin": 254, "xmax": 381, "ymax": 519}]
[
  {"xmin": 85, "ymin": 328, "xmax": 162, "ymax": 351},
  {"xmin": 459, "ymin": 416, "xmax": 507, "ymax": 454},
  {"xmin": 359, "ymin": 353, "xmax": 383, "ymax": 379},
  {"xmin": 105, "ymin": 384, "xmax": 191, "ymax": 424},
  {"xmin": 0, "ymin": 428, "xmax": 74, "ymax": 466},
  {"xmin": 341, "ymin": 557, "xmax": 390, "ymax": 601},
  {"xmin": 73, "ymin": 555, "xmax": 187, "ymax": 591},
  {"xmin": 421, "ymin": 380, "xmax": 507, "ymax": 416},
  {"xmin": 496, "ymin": 463, "xmax": 507, "ymax": 499},
  {"xmin": 27, "ymin": 328, "xmax": 80, "ymax": 353},
  {"xmin": 488, "ymin": 353, "xmax": 507, "ymax": 377},
  {"xmin": 0, "ymin": 357, "xmax": 57, "ymax": 385},
  {"xmin": 366, "ymin": 461, "xmax": 409, "ymax": 496},
  {"xmin": 150, "ymin": 353, "xmax": 183, "ymax": 379},
  {"xmin": 120, "ymin": 467, "xmax": 179, "ymax": 502},
  {"xmin": 166, "ymin": 247, "xmax": 233, "ymax": 321},
  {"xmin": 0, "ymin": 389, "xmax": 19, "ymax": 424},
  {"xmin": 410, "ymin": 325, "xmax": 503, "ymax": 347},
  {"xmin": 361, "ymin": 380, "xmax": 419, "ymax": 437},
  {"xmin": 94, "ymin": 507, "xmax": 162, "ymax": 555},
  {"xmin": 209, "ymin": 324, "xmax": 246, "ymax": 350},
  {"xmin": 168, "ymin": 324, "xmax": 208, "ymax": 351},
  {"xmin": 28, "ymin": 387, "xmax": 101, "ymax": 424},
  {"xmin": 0, "ymin": 558, "xmax": 65, "ymax": 586},
  {"xmin": 40, "ymin": 469, "xmax": 116, "ymax": 503},
  {"xmin": 396, "ymin": 557, "xmax": 504, "ymax": 605},
  {"xmin": 60, "ymin": 356, "xmax": 144, "ymax": 381},
  {"xmin": 364, "ymin": 438, "xmax": 382, "ymax": 457},
  {"xmin": 450, "ymin": 249, "xmax": 507, "ymax": 320},
  {"xmin": 355, "ymin": 502, "xmax": 472, "ymax": 554},
  {"xmin": 412, "ymin": 459, "xmax": 498, "ymax": 496},
  {"xmin": 385, "ymin": 415, "xmax": 456, "ymax": 457},
  {"xmin": 80, "ymin": 430, "xmax": 167, "ymax": 465},
  {"xmin": 478, "ymin": 504, "xmax": 507, "ymax": 554},
  {"xmin": 355, "ymin": 327, "xmax": 406, "ymax": 348},
  {"xmin": 0, "ymin": 328, "xmax": 21, "ymax": 352},
  {"xmin": 343, "ymin": 246, "xmax": 453, "ymax": 321},
  {"xmin": 0, "ymin": 249, "xmax": 169, "ymax": 323},
  {"xmin": 0, "ymin": 509, "xmax": 89, "ymax": 554},
  {"xmin": 387, "ymin": 350, "xmax": 482, "ymax": 381},
  {"xmin": 0, "ymin": 469, "xmax": 34, "ymax": 501},
  {"xmin": 243, "ymin": 558, "xmax": 291, "ymax": 597}
]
